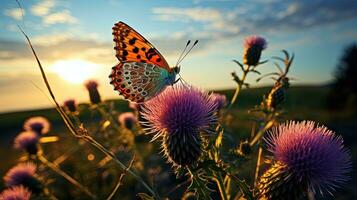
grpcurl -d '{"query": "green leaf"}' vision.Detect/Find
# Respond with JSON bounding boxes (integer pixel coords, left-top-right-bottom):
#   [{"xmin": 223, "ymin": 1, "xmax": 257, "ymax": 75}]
[{"xmin": 232, "ymin": 59, "xmax": 245, "ymax": 72}]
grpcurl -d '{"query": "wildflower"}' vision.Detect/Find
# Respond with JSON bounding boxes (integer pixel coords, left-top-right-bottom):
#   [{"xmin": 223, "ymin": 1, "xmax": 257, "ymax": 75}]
[
  {"xmin": 141, "ymin": 85, "xmax": 218, "ymax": 166},
  {"xmin": 23, "ymin": 116, "xmax": 50, "ymax": 135},
  {"xmin": 63, "ymin": 99, "xmax": 78, "ymax": 113},
  {"xmin": 84, "ymin": 80, "xmax": 101, "ymax": 104},
  {"xmin": 118, "ymin": 112, "xmax": 137, "ymax": 129},
  {"xmin": 243, "ymin": 35, "xmax": 267, "ymax": 66},
  {"xmin": 14, "ymin": 131, "xmax": 39, "ymax": 155},
  {"xmin": 0, "ymin": 186, "xmax": 31, "ymax": 200},
  {"xmin": 3, "ymin": 162, "xmax": 42, "ymax": 193},
  {"xmin": 258, "ymin": 121, "xmax": 351, "ymax": 199},
  {"xmin": 211, "ymin": 93, "xmax": 227, "ymax": 110}
]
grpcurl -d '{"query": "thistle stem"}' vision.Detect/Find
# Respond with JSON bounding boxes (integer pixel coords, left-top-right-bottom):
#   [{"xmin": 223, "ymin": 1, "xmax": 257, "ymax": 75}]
[
  {"xmin": 214, "ymin": 172, "xmax": 229, "ymax": 200},
  {"xmin": 37, "ymin": 153, "xmax": 95, "ymax": 199},
  {"xmin": 227, "ymin": 65, "xmax": 251, "ymax": 111},
  {"xmin": 254, "ymin": 146, "xmax": 263, "ymax": 186}
]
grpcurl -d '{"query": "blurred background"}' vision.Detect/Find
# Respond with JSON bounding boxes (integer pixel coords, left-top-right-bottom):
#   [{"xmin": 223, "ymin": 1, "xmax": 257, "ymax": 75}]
[{"xmin": 0, "ymin": 0, "xmax": 356, "ymax": 199}]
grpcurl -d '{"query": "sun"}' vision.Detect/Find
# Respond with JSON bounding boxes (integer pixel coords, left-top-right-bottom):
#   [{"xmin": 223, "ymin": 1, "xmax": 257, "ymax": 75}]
[{"xmin": 51, "ymin": 60, "xmax": 99, "ymax": 84}]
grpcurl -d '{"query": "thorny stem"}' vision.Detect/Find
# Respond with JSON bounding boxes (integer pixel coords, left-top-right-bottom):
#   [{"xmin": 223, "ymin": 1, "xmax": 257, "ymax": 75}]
[
  {"xmin": 249, "ymin": 118, "xmax": 275, "ymax": 146},
  {"xmin": 19, "ymin": 26, "xmax": 159, "ymax": 199},
  {"xmin": 254, "ymin": 147, "xmax": 263, "ymax": 186},
  {"xmin": 214, "ymin": 172, "xmax": 229, "ymax": 200},
  {"xmin": 37, "ymin": 153, "xmax": 95, "ymax": 199},
  {"xmin": 227, "ymin": 65, "xmax": 251, "ymax": 112}
]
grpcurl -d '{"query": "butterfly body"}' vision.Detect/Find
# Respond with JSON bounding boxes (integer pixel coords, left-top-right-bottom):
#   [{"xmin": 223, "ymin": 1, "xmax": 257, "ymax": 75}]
[{"xmin": 110, "ymin": 21, "xmax": 179, "ymax": 102}]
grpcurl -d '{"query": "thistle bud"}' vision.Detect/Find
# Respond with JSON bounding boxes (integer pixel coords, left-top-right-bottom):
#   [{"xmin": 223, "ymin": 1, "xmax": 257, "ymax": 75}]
[
  {"xmin": 243, "ymin": 35, "xmax": 267, "ymax": 66},
  {"xmin": 118, "ymin": 112, "xmax": 137, "ymax": 130},
  {"xmin": 3, "ymin": 162, "xmax": 42, "ymax": 194},
  {"xmin": 63, "ymin": 99, "xmax": 78, "ymax": 113},
  {"xmin": 162, "ymin": 130, "xmax": 202, "ymax": 166},
  {"xmin": 14, "ymin": 131, "xmax": 39, "ymax": 155},
  {"xmin": 84, "ymin": 80, "xmax": 101, "ymax": 104},
  {"xmin": 257, "ymin": 161, "xmax": 308, "ymax": 200},
  {"xmin": 266, "ymin": 85, "xmax": 286, "ymax": 109},
  {"xmin": 0, "ymin": 186, "xmax": 31, "ymax": 200},
  {"xmin": 23, "ymin": 116, "xmax": 50, "ymax": 135}
]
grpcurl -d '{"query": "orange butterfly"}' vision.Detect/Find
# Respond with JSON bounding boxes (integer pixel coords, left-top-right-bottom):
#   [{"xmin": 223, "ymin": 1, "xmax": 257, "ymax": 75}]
[{"xmin": 109, "ymin": 21, "xmax": 196, "ymax": 102}]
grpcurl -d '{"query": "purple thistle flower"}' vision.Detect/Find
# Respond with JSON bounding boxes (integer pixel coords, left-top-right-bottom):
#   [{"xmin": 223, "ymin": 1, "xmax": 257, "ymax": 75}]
[
  {"xmin": 63, "ymin": 99, "xmax": 78, "ymax": 113},
  {"xmin": 141, "ymin": 85, "xmax": 218, "ymax": 165},
  {"xmin": 84, "ymin": 80, "xmax": 101, "ymax": 104},
  {"xmin": 243, "ymin": 35, "xmax": 267, "ymax": 50},
  {"xmin": 211, "ymin": 93, "xmax": 227, "ymax": 110},
  {"xmin": 264, "ymin": 121, "xmax": 352, "ymax": 195},
  {"xmin": 14, "ymin": 131, "xmax": 39, "ymax": 155},
  {"xmin": 3, "ymin": 162, "xmax": 42, "ymax": 193},
  {"xmin": 23, "ymin": 116, "xmax": 50, "ymax": 135},
  {"xmin": 243, "ymin": 35, "xmax": 267, "ymax": 66},
  {"xmin": 118, "ymin": 112, "xmax": 137, "ymax": 130},
  {"xmin": 0, "ymin": 186, "xmax": 31, "ymax": 200}
]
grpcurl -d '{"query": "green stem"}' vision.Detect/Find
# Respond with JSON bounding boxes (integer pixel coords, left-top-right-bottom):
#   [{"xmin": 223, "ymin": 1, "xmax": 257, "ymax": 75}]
[
  {"xmin": 227, "ymin": 66, "xmax": 251, "ymax": 111},
  {"xmin": 37, "ymin": 154, "xmax": 95, "ymax": 199},
  {"xmin": 215, "ymin": 172, "xmax": 229, "ymax": 200},
  {"xmin": 254, "ymin": 146, "xmax": 263, "ymax": 186}
]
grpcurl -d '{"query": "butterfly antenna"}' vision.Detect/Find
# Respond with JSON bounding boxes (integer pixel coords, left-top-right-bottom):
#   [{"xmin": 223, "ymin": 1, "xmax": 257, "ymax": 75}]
[
  {"xmin": 178, "ymin": 73, "xmax": 189, "ymax": 85},
  {"xmin": 175, "ymin": 40, "xmax": 191, "ymax": 67},
  {"xmin": 177, "ymin": 40, "xmax": 198, "ymax": 65}
]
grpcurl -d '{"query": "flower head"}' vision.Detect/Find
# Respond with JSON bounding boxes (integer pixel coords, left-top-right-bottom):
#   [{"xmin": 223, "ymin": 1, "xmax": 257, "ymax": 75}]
[
  {"xmin": 141, "ymin": 85, "xmax": 218, "ymax": 165},
  {"xmin": 0, "ymin": 186, "xmax": 31, "ymax": 200},
  {"xmin": 243, "ymin": 35, "xmax": 267, "ymax": 66},
  {"xmin": 23, "ymin": 116, "xmax": 50, "ymax": 135},
  {"xmin": 63, "ymin": 99, "xmax": 78, "ymax": 113},
  {"xmin": 211, "ymin": 93, "xmax": 227, "ymax": 110},
  {"xmin": 84, "ymin": 80, "xmax": 101, "ymax": 104},
  {"xmin": 118, "ymin": 112, "xmax": 137, "ymax": 129},
  {"xmin": 264, "ymin": 121, "xmax": 352, "ymax": 195},
  {"xmin": 243, "ymin": 35, "xmax": 267, "ymax": 50},
  {"xmin": 3, "ymin": 162, "xmax": 41, "ymax": 193},
  {"xmin": 14, "ymin": 131, "xmax": 39, "ymax": 155}
]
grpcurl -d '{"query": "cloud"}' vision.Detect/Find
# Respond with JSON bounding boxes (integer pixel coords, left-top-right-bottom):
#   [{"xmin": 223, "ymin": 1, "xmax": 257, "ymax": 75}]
[
  {"xmin": 31, "ymin": 0, "xmax": 55, "ymax": 16},
  {"xmin": 152, "ymin": 1, "xmax": 357, "ymax": 38},
  {"xmin": 152, "ymin": 7, "xmax": 222, "ymax": 22},
  {"xmin": 4, "ymin": 8, "xmax": 25, "ymax": 21},
  {"xmin": 42, "ymin": 10, "xmax": 77, "ymax": 25},
  {"xmin": 32, "ymin": 33, "xmax": 73, "ymax": 46}
]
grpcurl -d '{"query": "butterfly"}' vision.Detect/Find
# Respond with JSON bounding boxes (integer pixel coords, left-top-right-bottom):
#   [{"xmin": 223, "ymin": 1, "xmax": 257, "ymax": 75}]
[{"xmin": 109, "ymin": 21, "xmax": 196, "ymax": 103}]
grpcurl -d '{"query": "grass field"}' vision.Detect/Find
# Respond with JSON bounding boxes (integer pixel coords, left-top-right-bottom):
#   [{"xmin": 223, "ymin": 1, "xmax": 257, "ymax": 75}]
[{"xmin": 1, "ymin": 85, "xmax": 356, "ymax": 199}]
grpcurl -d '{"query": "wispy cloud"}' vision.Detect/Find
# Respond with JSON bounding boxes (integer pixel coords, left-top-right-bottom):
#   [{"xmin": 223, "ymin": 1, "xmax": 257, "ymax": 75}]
[
  {"xmin": 30, "ymin": 0, "xmax": 55, "ymax": 16},
  {"xmin": 4, "ymin": 8, "xmax": 25, "ymax": 21},
  {"xmin": 152, "ymin": 7, "xmax": 222, "ymax": 22},
  {"xmin": 42, "ymin": 10, "xmax": 78, "ymax": 25}
]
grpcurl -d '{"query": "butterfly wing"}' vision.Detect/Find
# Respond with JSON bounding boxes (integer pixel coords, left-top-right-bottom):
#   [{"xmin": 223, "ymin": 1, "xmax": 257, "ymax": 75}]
[
  {"xmin": 109, "ymin": 62, "xmax": 175, "ymax": 102},
  {"xmin": 112, "ymin": 21, "xmax": 170, "ymax": 70}
]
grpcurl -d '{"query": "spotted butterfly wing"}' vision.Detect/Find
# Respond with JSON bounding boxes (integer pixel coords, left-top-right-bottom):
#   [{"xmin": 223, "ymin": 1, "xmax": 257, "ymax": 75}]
[
  {"xmin": 112, "ymin": 21, "xmax": 170, "ymax": 69},
  {"xmin": 110, "ymin": 21, "xmax": 176, "ymax": 102},
  {"xmin": 110, "ymin": 62, "xmax": 175, "ymax": 102}
]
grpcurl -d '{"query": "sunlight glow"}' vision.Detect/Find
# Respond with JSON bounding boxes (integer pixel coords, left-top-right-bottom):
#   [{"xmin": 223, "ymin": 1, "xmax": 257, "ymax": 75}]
[{"xmin": 51, "ymin": 60, "xmax": 99, "ymax": 84}]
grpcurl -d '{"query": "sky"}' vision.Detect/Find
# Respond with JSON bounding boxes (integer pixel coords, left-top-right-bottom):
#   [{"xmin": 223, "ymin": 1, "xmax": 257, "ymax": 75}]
[{"xmin": 0, "ymin": 0, "xmax": 356, "ymax": 113}]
